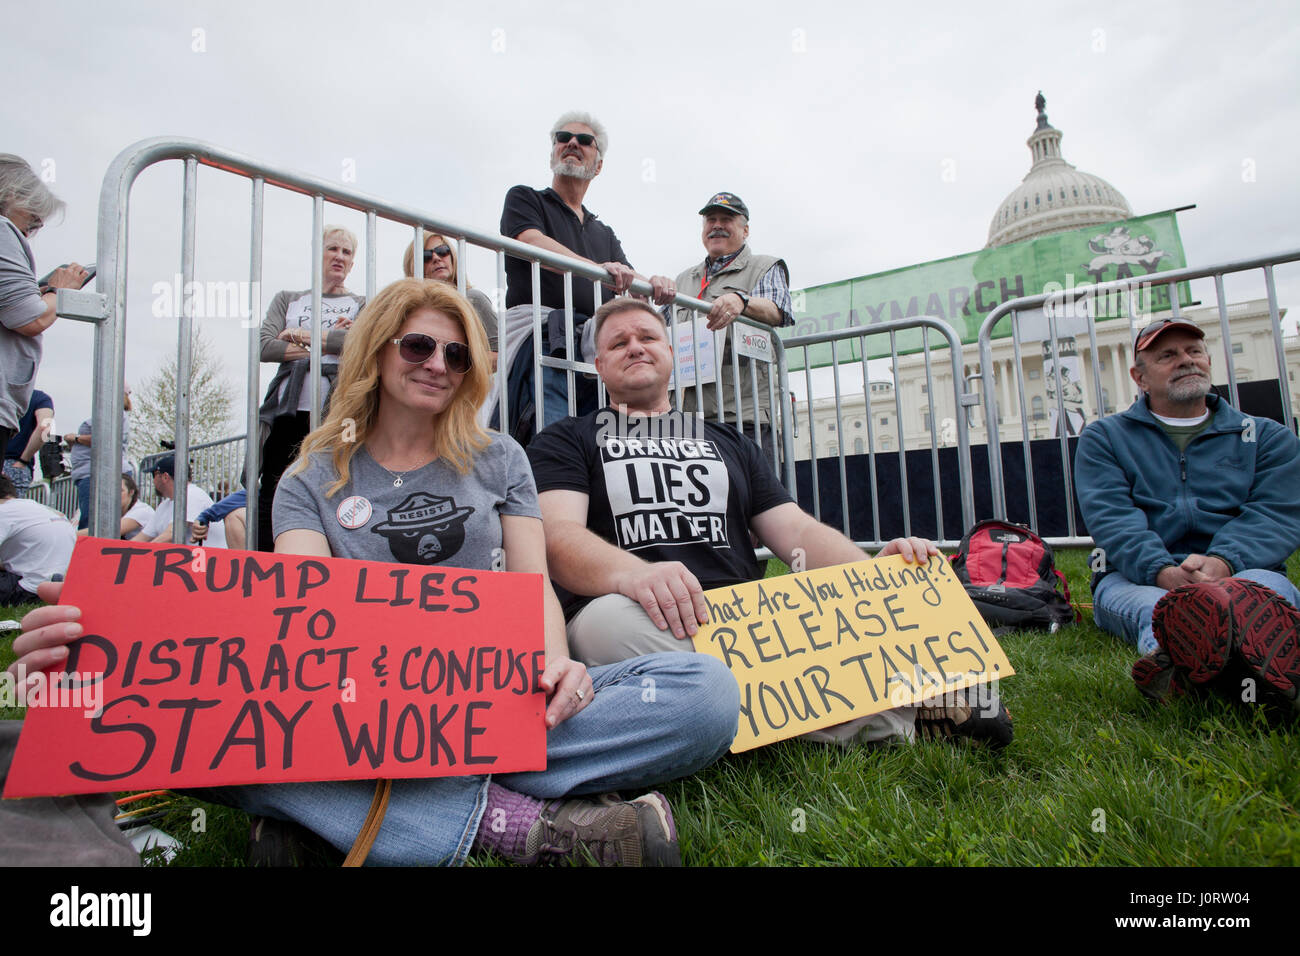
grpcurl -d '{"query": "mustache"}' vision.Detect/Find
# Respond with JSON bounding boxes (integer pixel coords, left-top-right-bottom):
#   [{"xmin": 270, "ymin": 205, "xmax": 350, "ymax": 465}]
[{"xmin": 708, "ymin": 229, "xmax": 730, "ymax": 237}]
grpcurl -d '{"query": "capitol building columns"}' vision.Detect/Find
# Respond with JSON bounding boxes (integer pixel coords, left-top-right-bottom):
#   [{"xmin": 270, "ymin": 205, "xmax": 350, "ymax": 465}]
[{"xmin": 792, "ymin": 93, "xmax": 1297, "ymax": 461}]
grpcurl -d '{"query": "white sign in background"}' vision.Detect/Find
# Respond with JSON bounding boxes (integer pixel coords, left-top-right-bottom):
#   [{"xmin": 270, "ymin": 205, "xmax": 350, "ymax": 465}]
[{"xmin": 671, "ymin": 319, "xmax": 772, "ymax": 389}]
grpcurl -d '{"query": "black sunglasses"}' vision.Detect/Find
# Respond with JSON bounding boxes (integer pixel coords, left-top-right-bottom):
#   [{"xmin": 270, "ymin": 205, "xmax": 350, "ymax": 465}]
[
  {"xmin": 553, "ymin": 130, "xmax": 597, "ymax": 147},
  {"xmin": 422, "ymin": 244, "xmax": 453, "ymax": 262},
  {"xmin": 392, "ymin": 333, "xmax": 472, "ymax": 373}
]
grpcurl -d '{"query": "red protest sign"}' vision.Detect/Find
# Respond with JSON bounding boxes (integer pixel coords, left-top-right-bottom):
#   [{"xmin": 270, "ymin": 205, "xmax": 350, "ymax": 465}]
[{"xmin": 4, "ymin": 538, "xmax": 547, "ymax": 798}]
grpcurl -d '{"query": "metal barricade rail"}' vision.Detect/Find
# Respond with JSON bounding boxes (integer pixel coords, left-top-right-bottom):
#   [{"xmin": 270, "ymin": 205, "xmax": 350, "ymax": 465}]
[
  {"xmin": 975, "ymin": 248, "xmax": 1300, "ymax": 545},
  {"xmin": 24, "ymin": 475, "xmax": 78, "ymax": 520},
  {"xmin": 782, "ymin": 316, "xmax": 976, "ymax": 550},
  {"xmin": 81, "ymin": 140, "xmax": 1295, "ymax": 556},
  {"xmin": 78, "ymin": 137, "xmax": 796, "ymax": 544},
  {"xmin": 137, "ymin": 434, "xmax": 247, "ymax": 509}
]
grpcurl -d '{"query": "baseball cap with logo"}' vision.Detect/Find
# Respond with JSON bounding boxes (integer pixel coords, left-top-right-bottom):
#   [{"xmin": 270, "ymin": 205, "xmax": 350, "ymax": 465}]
[
  {"xmin": 1133, "ymin": 317, "xmax": 1205, "ymax": 353},
  {"xmin": 698, "ymin": 192, "xmax": 750, "ymax": 219}
]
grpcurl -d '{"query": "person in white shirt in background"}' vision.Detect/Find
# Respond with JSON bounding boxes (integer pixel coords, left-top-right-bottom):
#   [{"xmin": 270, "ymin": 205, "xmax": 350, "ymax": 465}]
[
  {"xmin": 136, "ymin": 455, "xmax": 226, "ymax": 547},
  {"xmin": 0, "ymin": 473, "xmax": 74, "ymax": 606}
]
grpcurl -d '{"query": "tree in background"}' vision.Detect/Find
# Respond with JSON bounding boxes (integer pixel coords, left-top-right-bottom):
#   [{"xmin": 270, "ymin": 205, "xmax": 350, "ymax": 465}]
[{"xmin": 129, "ymin": 326, "xmax": 239, "ymax": 492}]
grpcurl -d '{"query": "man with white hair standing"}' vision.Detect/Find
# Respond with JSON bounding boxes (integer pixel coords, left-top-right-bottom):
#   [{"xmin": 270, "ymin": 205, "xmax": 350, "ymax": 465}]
[{"xmin": 495, "ymin": 111, "xmax": 676, "ymax": 439}]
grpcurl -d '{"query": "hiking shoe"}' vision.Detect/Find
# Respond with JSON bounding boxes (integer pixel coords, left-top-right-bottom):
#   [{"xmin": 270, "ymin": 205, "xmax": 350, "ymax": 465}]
[
  {"xmin": 1131, "ymin": 648, "xmax": 1184, "ymax": 702},
  {"xmin": 914, "ymin": 685, "xmax": 1014, "ymax": 749},
  {"xmin": 1152, "ymin": 581, "xmax": 1236, "ymax": 684},
  {"xmin": 522, "ymin": 792, "xmax": 680, "ymax": 867},
  {"xmin": 248, "ymin": 815, "xmax": 341, "ymax": 867},
  {"xmin": 1220, "ymin": 579, "xmax": 1300, "ymax": 711}
]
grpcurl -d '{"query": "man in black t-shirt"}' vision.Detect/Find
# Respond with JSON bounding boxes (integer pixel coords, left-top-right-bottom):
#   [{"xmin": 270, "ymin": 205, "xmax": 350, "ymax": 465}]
[
  {"xmin": 495, "ymin": 111, "xmax": 676, "ymax": 438},
  {"xmin": 528, "ymin": 299, "xmax": 1012, "ymax": 747}
]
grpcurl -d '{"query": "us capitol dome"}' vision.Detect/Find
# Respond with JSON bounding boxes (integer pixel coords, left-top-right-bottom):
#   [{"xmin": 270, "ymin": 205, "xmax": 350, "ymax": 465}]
[{"xmin": 986, "ymin": 92, "xmax": 1132, "ymax": 248}]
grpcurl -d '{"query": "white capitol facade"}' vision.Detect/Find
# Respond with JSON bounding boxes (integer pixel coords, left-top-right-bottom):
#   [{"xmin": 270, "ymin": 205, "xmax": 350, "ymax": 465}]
[{"xmin": 793, "ymin": 94, "xmax": 1297, "ymax": 460}]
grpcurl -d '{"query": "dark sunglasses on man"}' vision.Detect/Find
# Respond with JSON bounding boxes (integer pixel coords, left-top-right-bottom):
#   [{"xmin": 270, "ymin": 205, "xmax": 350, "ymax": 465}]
[
  {"xmin": 422, "ymin": 244, "xmax": 452, "ymax": 262},
  {"xmin": 391, "ymin": 332, "xmax": 472, "ymax": 374},
  {"xmin": 553, "ymin": 131, "xmax": 597, "ymax": 147}
]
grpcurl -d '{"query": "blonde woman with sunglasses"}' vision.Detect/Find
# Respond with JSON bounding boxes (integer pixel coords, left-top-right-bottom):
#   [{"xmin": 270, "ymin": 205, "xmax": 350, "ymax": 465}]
[{"xmin": 13, "ymin": 278, "xmax": 737, "ymax": 866}]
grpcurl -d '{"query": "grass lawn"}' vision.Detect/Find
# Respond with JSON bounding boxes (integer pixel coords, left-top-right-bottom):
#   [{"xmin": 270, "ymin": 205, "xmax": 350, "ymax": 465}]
[{"xmin": 3, "ymin": 546, "xmax": 1298, "ymax": 867}]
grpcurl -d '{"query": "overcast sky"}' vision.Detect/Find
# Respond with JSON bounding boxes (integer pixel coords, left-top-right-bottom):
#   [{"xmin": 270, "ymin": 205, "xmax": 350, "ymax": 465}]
[{"xmin": 8, "ymin": 0, "xmax": 1300, "ymax": 438}]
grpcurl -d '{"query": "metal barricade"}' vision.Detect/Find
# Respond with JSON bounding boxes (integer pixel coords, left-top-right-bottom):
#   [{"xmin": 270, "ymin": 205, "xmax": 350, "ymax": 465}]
[
  {"xmin": 782, "ymin": 317, "xmax": 977, "ymax": 549},
  {"xmin": 662, "ymin": 299, "xmax": 793, "ymax": 485},
  {"xmin": 82, "ymin": 137, "xmax": 801, "ymax": 544},
  {"xmin": 24, "ymin": 475, "xmax": 78, "ymax": 520},
  {"xmin": 137, "ymin": 435, "xmax": 247, "ymax": 509},
  {"xmin": 975, "ymin": 248, "xmax": 1300, "ymax": 545}
]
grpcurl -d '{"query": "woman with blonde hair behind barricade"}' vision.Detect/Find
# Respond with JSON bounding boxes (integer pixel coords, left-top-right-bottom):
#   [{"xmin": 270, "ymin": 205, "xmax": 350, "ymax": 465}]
[
  {"xmin": 402, "ymin": 232, "xmax": 499, "ymax": 369},
  {"xmin": 253, "ymin": 226, "xmax": 365, "ymax": 551},
  {"xmin": 9, "ymin": 278, "xmax": 737, "ymax": 867}
]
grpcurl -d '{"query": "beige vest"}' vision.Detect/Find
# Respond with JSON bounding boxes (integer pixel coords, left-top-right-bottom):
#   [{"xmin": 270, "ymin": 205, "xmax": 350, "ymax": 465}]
[{"xmin": 672, "ymin": 246, "xmax": 784, "ymax": 425}]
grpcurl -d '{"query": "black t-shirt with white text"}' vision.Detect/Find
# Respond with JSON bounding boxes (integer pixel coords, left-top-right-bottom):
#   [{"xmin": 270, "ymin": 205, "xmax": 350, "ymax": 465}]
[{"xmin": 527, "ymin": 408, "xmax": 793, "ymax": 619}]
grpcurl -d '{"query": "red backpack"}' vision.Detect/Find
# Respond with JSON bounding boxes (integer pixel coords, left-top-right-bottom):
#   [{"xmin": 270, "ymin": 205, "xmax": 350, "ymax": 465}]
[{"xmin": 951, "ymin": 520, "xmax": 1078, "ymax": 631}]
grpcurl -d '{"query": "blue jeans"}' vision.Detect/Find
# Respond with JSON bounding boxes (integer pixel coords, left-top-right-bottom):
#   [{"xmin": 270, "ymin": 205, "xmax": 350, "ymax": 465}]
[
  {"xmin": 211, "ymin": 652, "xmax": 738, "ymax": 866},
  {"xmin": 535, "ymin": 365, "xmax": 597, "ymax": 428},
  {"xmin": 2, "ymin": 459, "xmax": 32, "ymax": 495},
  {"xmin": 74, "ymin": 476, "xmax": 91, "ymax": 531},
  {"xmin": 1094, "ymin": 568, "xmax": 1300, "ymax": 655}
]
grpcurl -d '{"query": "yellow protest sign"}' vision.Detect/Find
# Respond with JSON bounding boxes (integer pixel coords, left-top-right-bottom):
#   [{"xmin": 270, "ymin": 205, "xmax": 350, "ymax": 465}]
[{"xmin": 690, "ymin": 554, "xmax": 1014, "ymax": 752}]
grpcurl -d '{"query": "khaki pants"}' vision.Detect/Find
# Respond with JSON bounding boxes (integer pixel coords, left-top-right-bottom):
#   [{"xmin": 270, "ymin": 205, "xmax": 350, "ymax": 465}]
[{"xmin": 567, "ymin": 593, "xmax": 916, "ymax": 746}]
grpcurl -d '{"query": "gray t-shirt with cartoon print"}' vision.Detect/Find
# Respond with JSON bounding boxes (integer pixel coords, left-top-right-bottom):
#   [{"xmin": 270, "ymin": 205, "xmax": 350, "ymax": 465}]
[{"xmin": 272, "ymin": 433, "xmax": 541, "ymax": 569}]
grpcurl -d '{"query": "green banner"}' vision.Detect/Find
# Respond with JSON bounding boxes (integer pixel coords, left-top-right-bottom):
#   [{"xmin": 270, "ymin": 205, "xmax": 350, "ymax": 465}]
[{"xmin": 782, "ymin": 210, "xmax": 1192, "ymax": 370}]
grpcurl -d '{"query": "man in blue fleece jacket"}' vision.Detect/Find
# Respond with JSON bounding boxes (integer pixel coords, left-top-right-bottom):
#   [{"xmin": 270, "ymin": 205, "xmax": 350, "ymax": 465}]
[{"xmin": 1074, "ymin": 317, "xmax": 1300, "ymax": 701}]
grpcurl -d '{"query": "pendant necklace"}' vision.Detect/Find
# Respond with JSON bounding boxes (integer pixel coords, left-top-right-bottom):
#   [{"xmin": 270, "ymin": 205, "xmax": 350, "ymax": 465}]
[{"xmin": 374, "ymin": 452, "xmax": 434, "ymax": 487}]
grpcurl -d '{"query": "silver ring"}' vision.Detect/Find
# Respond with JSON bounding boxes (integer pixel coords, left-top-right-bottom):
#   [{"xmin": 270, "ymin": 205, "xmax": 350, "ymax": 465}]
[{"xmin": 574, "ymin": 688, "xmax": 586, "ymax": 702}]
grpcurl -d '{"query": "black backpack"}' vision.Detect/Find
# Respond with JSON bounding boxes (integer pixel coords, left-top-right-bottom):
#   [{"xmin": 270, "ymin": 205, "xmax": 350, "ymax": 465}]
[{"xmin": 951, "ymin": 520, "xmax": 1078, "ymax": 631}]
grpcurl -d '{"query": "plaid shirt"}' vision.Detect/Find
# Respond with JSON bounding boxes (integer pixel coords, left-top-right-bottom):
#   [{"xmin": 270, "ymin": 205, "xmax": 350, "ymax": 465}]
[{"xmin": 703, "ymin": 248, "xmax": 795, "ymax": 327}]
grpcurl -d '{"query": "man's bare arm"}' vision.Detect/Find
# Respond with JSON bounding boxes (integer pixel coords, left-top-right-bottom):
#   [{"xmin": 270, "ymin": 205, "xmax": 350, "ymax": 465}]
[
  {"xmin": 538, "ymin": 488, "xmax": 710, "ymax": 638},
  {"xmin": 705, "ymin": 292, "xmax": 784, "ymax": 331},
  {"xmin": 752, "ymin": 502, "xmax": 937, "ymax": 570},
  {"xmin": 513, "ymin": 230, "xmax": 671, "ymax": 302},
  {"xmin": 19, "ymin": 408, "xmax": 52, "ymax": 463},
  {"xmin": 743, "ymin": 295, "xmax": 784, "ymax": 327},
  {"xmin": 514, "ymin": 228, "xmax": 591, "ymax": 265}
]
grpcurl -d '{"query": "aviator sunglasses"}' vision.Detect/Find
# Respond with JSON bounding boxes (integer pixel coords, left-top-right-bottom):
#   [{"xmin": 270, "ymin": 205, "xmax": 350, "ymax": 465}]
[
  {"xmin": 391, "ymin": 332, "xmax": 472, "ymax": 373},
  {"xmin": 553, "ymin": 130, "xmax": 597, "ymax": 147},
  {"xmin": 422, "ymin": 244, "xmax": 453, "ymax": 261}
]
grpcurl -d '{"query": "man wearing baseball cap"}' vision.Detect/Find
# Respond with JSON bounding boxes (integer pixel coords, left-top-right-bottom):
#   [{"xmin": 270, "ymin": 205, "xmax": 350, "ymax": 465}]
[
  {"xmin": 669, "ymin": 192, "xmax": 793, "ymax": 459},
  {"xmin": 137, "ymin": 454, "xmax": 227, "ymax": 547},
  {"xmin": 1074, "ymin": 317, "xmax": 1300, "ymax": 709}
]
